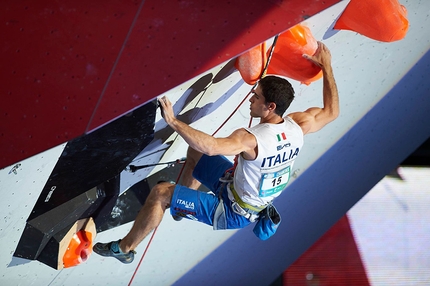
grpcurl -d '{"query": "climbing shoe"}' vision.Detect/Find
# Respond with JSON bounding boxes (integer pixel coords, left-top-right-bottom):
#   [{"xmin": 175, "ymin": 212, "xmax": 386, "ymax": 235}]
[{"xmin": 93, "ymin": 240, "xmax": 136, "ymax": 264}]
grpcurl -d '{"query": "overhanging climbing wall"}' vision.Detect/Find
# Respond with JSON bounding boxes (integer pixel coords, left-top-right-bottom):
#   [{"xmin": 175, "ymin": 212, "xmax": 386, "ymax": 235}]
[{"xmin": 0, "ymin": 0, "xmax": 340, "ymax": 170}]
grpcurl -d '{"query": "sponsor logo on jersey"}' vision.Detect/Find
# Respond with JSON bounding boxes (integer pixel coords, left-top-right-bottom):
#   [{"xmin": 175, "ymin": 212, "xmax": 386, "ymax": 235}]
[{"xmin": 277, "ymin": 142, "xmax": 291, "ymax": 151}]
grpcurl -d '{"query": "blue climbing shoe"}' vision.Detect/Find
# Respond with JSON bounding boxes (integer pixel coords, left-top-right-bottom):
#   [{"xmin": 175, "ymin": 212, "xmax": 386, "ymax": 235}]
[{"xmin": 93, "ymin": 240, "xmax": 136, "ymax": 264}]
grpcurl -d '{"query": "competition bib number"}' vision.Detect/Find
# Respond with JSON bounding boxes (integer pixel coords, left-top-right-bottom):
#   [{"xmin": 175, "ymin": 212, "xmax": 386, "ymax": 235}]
[{"xmin": 258, "ymin": 166, "xmax": 291, "ymax": 197}]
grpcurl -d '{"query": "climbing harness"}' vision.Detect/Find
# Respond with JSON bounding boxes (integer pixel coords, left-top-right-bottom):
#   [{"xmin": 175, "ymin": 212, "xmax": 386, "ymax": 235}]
[{"xmin": 218, "ymin": 171, "xmax": 263, "ymax": 223}]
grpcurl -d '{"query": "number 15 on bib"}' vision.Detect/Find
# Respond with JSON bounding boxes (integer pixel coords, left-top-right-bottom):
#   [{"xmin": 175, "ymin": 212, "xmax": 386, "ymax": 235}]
[{"xmin": 259, "ymin": 166, "xmax": 291, "ymax": 197}]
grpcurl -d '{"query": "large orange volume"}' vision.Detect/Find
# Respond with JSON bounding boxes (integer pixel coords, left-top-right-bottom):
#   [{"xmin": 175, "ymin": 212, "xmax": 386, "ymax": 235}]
[
  {"xmin": 235, "ymin": 42, "xmax": 268, "ymax": 85},
  {"xmin": 334, "ymin": 0, "xmax": 409, "ymax": 42},
  {"xmin": 266, "ymin": 24, "xmax": 322, "ymax": 85}
]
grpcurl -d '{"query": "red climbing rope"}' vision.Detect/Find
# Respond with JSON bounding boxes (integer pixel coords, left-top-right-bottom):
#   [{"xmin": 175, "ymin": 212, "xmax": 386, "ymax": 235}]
[{"xmin": 128, "ymin": 227, "xmax": 158, "ymax": 286}]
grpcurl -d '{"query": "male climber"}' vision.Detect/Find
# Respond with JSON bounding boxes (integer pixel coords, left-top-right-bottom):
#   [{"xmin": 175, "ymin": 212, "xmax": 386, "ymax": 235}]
[{"xmin": 93, "ymin": 41, "xmax": 339, "ymax": 263}]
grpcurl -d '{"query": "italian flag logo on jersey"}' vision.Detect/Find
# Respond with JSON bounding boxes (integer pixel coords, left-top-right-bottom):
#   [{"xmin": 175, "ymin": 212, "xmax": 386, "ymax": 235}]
[{"xmin": 276, "ymin": 132, "xmax": 287, "ymax": 142}]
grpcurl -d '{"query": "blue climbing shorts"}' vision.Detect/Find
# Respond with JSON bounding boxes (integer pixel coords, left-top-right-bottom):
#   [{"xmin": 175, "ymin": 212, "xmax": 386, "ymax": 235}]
[{"xmin": 170, "ymin": 155, "xmax": 251, "ymax": 229}]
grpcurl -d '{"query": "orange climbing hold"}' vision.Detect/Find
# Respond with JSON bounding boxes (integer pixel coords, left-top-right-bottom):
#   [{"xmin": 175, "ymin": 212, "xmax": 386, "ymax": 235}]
[
  {"xmin": 235, "ymin": 42, "xmax": 267, "ymax": 85},
  {"xmin": 266, "ymin": 24, "xmax": 322, "ymax": 85},
  {"xmin": 63, "ymin": 230, "xmax": 93, "ymax": 268},
  {"xmin": 334, "ymin": 0, "xmax": 409, "ymax": 42}
]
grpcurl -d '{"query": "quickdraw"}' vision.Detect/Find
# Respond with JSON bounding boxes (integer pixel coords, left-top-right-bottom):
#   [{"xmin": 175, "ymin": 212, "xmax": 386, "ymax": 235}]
[{"xmin": 126, "ymin": 157, "xmax": 186, "ymax": 173}]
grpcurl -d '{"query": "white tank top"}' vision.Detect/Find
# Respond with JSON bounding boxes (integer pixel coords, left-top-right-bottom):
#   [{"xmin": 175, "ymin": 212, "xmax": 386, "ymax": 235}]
[{"xmin": 230, "ymin": 116, "xmax": 304, "ymax": 206}]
